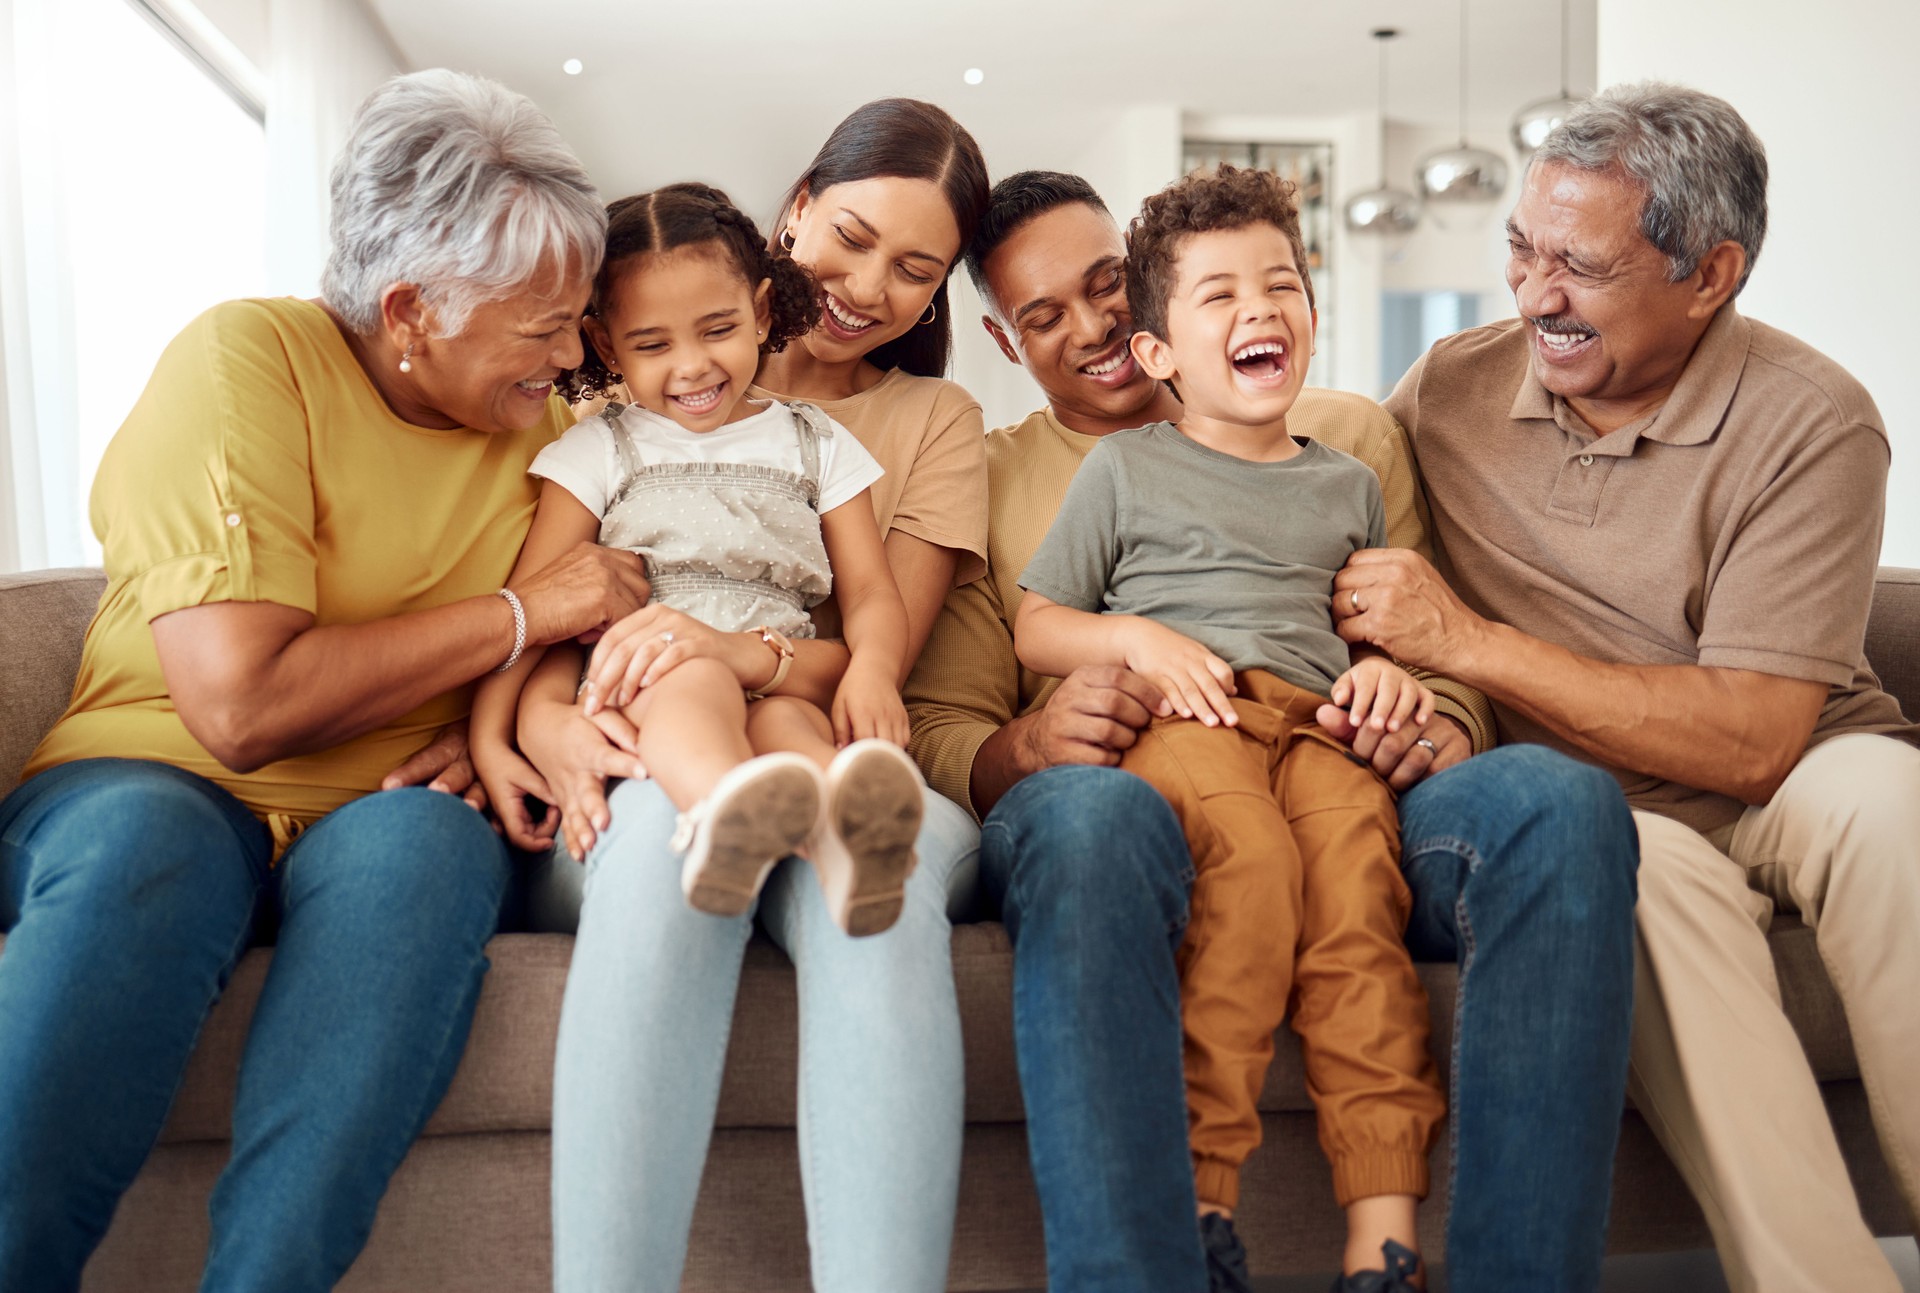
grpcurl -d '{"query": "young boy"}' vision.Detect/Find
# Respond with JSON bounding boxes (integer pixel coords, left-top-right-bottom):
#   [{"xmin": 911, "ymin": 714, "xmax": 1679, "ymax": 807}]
[{"xmin": 1013, "ymin": 165, "xmax": 1442, "ymax": 1293}]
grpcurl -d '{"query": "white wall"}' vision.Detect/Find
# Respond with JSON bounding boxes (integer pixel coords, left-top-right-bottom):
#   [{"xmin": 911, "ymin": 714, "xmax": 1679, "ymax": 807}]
[{"xmin": 1598, "ymin": 0, "xmax": 1920, "ymax": 567}]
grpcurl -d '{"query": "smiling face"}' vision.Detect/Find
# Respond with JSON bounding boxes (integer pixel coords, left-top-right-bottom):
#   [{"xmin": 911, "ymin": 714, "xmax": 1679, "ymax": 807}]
[
  {"xmin": 1505, "ymin": 161, "xmax": 1723, "ymax": 425},
  {"xmin": 584, "ymin": 245, "xmax": 770, "ymax": 432},
  {"xmin": 783, "ymin": 176, "xmax": 961, "ymax": 364},
  {"xmin": 1130, "ymin": 222, "xmax": 1316, "ymax": 431},
  {"xmin": 412, "ymin": 257, "xmax": 593, "ymax": 432},
  {"xmin": 981, "ymin": 201, "xmax": 1167, "ymax": 428}
]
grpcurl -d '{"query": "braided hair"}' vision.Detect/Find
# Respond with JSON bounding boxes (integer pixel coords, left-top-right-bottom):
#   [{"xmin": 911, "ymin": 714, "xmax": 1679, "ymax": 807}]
[{"xmin": 563, "ymin": 182, "xmax": 822, "ymax": 403}]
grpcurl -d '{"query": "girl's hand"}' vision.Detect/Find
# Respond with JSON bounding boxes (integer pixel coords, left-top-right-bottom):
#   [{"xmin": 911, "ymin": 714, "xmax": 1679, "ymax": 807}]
[
  {"xmin": 1331, "ymin": 656, "xmax": 1437, "ymax": 734},
  {"xmin": 472, "ymin": 737, "xmax": 560, "ymax": 852},
  {"xmin": 581, "ymin": 605, "xmax": 757, "ymax": 714},
  {"xmin": 831, "ymin": 659, "xmax": 910, "ymax": 747},
  {"xmin": 518, "ymin": 691, "xmax": 648, "ymax": 862},
  {"xmin": 1121, "ymin": 619, "xmax": 1239, "ymax": 727},
  {"xmin": 381, "ymin": 719, "xmax": 487, "ymax": 813}
]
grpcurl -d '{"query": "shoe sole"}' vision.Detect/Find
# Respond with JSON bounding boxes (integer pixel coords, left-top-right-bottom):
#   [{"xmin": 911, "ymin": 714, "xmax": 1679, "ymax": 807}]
[
  {"xmin": 683, "ymin": 762, "xmax": 821, "ymax": 917},
  {"xmin": 826, "ymin": 745, "xmax": 924, "ymax": 937}
]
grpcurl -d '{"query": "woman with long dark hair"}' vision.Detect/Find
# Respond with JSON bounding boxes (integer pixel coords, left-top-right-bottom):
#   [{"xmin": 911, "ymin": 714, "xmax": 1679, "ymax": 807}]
[{"xmin": 518, "ymin": 99, "xmax": 991, "ymax": 1291}]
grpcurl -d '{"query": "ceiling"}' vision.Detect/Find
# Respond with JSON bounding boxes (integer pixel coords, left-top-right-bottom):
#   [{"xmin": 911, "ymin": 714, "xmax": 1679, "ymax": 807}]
[{"xmin": 365, "ymin": 0, "xmax": 1595, "ymax": 219}]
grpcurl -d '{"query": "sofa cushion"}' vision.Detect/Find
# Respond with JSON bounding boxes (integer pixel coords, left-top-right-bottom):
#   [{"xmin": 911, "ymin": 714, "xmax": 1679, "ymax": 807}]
[{"xmin": 0, "ymin": 568, "xmax": 104, "ymax": 788}]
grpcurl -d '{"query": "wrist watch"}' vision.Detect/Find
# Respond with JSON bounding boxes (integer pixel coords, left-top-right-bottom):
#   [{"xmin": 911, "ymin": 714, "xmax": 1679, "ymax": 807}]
[{"xmin": 744, "ymin": 625, "xmax": 795, "ymax": 700}]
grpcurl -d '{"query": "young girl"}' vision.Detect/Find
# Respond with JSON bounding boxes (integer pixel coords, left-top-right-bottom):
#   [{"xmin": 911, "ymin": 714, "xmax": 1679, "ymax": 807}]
[{"xmin": 471, "ymin": 183, "xmax": 925, "ymax": 937}]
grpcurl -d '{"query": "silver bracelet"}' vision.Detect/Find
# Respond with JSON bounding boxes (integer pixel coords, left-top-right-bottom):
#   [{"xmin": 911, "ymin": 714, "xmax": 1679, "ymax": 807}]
[{"xmin": 496, "ymin": 588, "xmax": 527, "ymax": 673}]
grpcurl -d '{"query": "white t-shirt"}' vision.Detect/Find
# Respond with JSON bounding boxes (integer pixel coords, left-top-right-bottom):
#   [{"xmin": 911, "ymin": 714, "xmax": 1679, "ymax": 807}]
[{"xmin": 530, "ymin": 398, "xmax": 884, "ymax": 519}]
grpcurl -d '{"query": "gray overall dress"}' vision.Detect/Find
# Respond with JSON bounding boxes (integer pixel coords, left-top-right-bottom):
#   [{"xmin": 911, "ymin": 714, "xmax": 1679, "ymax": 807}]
[{"xmin": 595, "ymin": 400, "xmax": 838, "ymax": 639}]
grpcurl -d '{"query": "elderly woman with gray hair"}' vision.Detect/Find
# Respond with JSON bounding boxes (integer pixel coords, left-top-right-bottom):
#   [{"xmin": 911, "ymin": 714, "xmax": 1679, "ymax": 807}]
[{"xmin": 0, "ymin": 69, "xmax": 645, "ymax": 1290}]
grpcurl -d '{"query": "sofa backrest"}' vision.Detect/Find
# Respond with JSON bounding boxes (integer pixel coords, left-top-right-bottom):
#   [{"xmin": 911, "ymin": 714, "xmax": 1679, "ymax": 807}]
[{"xmin": 4, "ymin": 567, "xmax": 1919, "ymax": 791}]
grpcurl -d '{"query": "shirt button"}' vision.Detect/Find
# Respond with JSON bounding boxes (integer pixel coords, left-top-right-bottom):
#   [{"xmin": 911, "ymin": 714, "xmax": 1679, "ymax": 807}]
[
  {"xmin": 225, "ymin": 512, "xmax": 242, "ymax": 527},
  {"xmin": 1579, "ymin": 454, "xmax": 1594, "ymax": 467}
]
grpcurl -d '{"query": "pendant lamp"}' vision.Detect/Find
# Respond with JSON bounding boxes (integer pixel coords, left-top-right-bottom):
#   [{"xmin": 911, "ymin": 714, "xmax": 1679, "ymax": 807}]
[
  {"xmin": 1416, "ymin": 0, "xmax": 1509, "ymax": 224},
  {"xmin": 1343, "ymin": 28, "xmax": 1422, "ymax": 239},
  {"xmin": 1510, "ymin": 0, "xmax": 1583, "ymax": 157}
]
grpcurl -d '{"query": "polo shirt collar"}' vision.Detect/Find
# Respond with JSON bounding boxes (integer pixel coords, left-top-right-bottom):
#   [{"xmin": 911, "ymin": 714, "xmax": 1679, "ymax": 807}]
[{"xmin": 1506, "ymin": 306, "xmax": 1751, "ymax": 450}]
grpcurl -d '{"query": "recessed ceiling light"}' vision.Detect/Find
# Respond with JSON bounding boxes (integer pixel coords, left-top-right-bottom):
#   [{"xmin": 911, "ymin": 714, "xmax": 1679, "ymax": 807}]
[
  {"xmin": 963, "ymin": 67, "xmax": 984, "ymax": 86},
  {"xmin": 563, "ymin": 58, "xmax": 583, "ymax": 76}
]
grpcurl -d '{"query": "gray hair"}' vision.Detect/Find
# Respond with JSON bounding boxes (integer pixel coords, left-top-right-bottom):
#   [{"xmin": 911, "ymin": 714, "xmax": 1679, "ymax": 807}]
[
  {"xmin": 1535, "ymin": 82, "xmax": 1767, "ymax": 295},
  {"xmin": 322, "ymin": 69, "xmax": 606, "ymax": 335}
]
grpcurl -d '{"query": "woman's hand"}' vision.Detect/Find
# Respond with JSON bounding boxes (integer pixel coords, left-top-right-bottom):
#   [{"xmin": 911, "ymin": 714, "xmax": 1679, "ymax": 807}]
[
  {"xmin": 380, "ymin": 719, "xmax": 487, "ymax": 812},
  {"xmin": 518, "ymin": 689, "xmax": 648, "ymax": 862},
  {"xmin": 580, "ymin": 605, "xmax": 762, "ymax": 715},
  {"xmin": 513, "ymin": 541, "xmax": 653, "ymax": 646},
  {"xmin": 1120, "ymin": 619, "xmax": 1239, "ymax": 728},
  {"xmin": 832, "ymin": 658, "xmax": 910, "ymax": 747},
  {"xmin": 1330, "ymin": 656, "xmax": 1437, "ymax": 734}
]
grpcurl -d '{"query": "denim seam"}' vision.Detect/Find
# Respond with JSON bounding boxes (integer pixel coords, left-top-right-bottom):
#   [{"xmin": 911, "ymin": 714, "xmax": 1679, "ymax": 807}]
[{"xmin": 1430, "ymin": 835, "xmax": 1484, "ymax": 1211}]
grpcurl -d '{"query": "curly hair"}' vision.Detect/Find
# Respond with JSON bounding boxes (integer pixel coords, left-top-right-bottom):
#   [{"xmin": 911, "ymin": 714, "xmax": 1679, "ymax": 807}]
[
  {"xmin": 1124, "ymin": 163, "xmax": 1316, "ymax": 344},
  {"xmin": 562, "ymin": 182, "xmax": 822, "ymax": 403}
]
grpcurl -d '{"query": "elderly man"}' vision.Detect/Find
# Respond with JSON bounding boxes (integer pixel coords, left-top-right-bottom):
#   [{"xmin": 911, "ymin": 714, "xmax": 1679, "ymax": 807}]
[
  {"xmin": 1341, "ymin": 84, "xmax": 1920, "ymax": 1292},
  {"xmin": 906, "ymin": 171, "xmax": 1638, "ymax": 1293}
]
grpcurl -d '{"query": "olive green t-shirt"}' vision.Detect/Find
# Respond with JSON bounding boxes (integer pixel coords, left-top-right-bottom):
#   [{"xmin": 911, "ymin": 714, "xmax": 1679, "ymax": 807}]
[{"xmin": 1018, "ymin": 421, "xmax": 1385, "ymax": 696}]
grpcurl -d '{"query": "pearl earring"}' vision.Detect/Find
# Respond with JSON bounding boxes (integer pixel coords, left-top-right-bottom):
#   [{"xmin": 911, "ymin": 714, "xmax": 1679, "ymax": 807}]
[{"xmin": 398, "ymin": 344, "xmax": 414, "ymax": 374}]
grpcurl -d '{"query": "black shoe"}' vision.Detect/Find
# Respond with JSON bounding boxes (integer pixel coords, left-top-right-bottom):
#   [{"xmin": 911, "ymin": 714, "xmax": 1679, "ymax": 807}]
[
  {"xmin": 1199, "ymin": 1211, "xmax": 1254, "ymax": 1293},
  {"xmin": 1328, "ymin": 1239, "xmax": 1424, "ymax": 1292}
]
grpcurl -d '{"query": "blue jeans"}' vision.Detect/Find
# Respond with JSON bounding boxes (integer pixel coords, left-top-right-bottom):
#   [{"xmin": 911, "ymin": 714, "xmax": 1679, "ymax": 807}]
[
  {"xmin": 0, "ymin": 758, "xmax": 510, "ymax": 1293},
  {"xmin": 1398, "ymin": 745, "xmax": 1638, "ymax": 1293},
  {"xmin": 548, "ymin": 776, "xmax": 975, "ymax": 1293},
  {"xmin": 979, "ymin": 765, "xmax": 1208, "ymax": 1293}
]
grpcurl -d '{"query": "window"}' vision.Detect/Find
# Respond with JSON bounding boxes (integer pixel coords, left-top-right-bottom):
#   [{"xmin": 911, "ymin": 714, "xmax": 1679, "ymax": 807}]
[{"xmin": 6, "ymin": 0, "xmax": 266, "ymax": 567}]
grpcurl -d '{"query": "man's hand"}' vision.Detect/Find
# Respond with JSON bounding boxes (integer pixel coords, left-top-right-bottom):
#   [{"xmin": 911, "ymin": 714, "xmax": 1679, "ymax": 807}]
[
  {"xmin": 1316, "ymin": 705, "xmax": 1471, "ymax": 792},
  {"xmin": 1019, "ymin": 665, "xmax": 1172, "ymax": 772},
  {"xmin": 1332, "ymin": 549, "xmax": 1490, "ymax": 673}
]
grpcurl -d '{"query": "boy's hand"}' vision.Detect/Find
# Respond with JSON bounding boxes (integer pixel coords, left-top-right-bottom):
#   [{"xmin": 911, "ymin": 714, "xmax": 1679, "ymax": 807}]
[
  {"xmin": 1121, "ymin": 619, "xmax": 1238, "ymax": 727},
  {"xmin": 1331, "ymin": 656, "xmax": 1436, "ymax": 735},
  {"xmin": 832, "ymin": 658, "xmax": 910, "ymax": 747},
  {"xmin": 471, "ymin": 737, "xmax": 560, "ymax": 851}
]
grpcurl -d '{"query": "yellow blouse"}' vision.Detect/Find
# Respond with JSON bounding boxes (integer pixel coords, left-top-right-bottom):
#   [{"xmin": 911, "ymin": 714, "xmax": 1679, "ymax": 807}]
[{"xmin": 25, "ymin": 297, "xmax": 568, "ymax": 838}]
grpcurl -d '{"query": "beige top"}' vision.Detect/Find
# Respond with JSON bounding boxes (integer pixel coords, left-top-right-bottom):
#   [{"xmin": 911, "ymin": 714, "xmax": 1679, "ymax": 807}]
[
  {"xmin": 906, "ymin": 388, "xmax": 1497, "ymax": 821},
  {"xmin": 749, "ymin": 367, "xmax": 988, "ymax": 587},
  {"xmin": 1387, "ymin": 307, "xmax": 1918, "ymax": 834}
]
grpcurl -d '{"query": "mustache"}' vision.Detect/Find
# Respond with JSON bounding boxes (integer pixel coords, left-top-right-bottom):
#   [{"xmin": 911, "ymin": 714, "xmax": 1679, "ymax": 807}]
[{"xmin": 1527, "ymin": 313, "xmax": 1598, "ymax": 337}]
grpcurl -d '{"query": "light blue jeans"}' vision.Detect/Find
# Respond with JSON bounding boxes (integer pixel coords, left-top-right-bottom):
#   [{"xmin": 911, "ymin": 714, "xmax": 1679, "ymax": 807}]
[{"xmin": 541, "ymin": 775, "xmax": 977, "ymax": 1293}]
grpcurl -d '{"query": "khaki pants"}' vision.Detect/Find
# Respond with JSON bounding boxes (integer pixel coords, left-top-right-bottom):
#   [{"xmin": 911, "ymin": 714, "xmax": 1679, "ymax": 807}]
[
  {"xmin": 1121, "ymin": 669, "xmax": 1445, "ymax": 1212},
  {"xmin": 1630, "ymin": 733, "xmax": 1920, "ymax": 1293}
]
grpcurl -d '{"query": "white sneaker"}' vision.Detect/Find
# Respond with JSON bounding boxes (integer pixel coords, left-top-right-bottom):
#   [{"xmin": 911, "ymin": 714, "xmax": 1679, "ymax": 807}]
[
  {"xmin": 673, "ymin": 753, "xmax": 823, "ymax": 917},
  {"xmin": 810, "ymin": 740, "xmax": 925, "ymax": 937}
]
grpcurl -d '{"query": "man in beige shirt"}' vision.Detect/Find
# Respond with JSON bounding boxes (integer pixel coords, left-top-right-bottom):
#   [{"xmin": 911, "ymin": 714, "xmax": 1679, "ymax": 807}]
[
  {"xmin": 906, "ymin": 171, "xmax": 1639, "ymax": 1293},
  {"xmin": 1343, "ymin": 84, "xmax": 1920, "ymax": 1293}
]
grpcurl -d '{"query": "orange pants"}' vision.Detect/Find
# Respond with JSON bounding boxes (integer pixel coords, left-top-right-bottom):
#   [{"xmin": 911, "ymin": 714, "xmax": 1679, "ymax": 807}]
[{"xmin": 1121, "ymin": 669, "xmax": 1445, "ymax": 1211}]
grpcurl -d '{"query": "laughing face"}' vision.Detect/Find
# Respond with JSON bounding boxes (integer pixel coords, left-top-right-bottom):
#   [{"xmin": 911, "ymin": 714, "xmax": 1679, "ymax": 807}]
[
  {"xmin": 981, "ymin": 201, "xmax": 1168, "ymax": 430},
  {"xmin": 406, "ymin": 256, "xmax": 593, "ymax": 433},
  {"xmin": 1505, "ymin": 161, "xmax": 1722, "ymax": 429},
  {"xmin": 1130, "ymin": 221, "xmax": 1315, "ymax": 432},
  {"xmin": 783, "ymin": 176, "xmax": 961, "ymax": 366},
  {"xmin": 583, "ymin": 245, "xmax": 770, "ymax": 432}
]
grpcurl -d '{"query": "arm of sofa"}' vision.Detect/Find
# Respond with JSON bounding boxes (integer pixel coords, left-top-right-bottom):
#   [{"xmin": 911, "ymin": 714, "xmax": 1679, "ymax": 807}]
[
  {"xmin": 1866, "ymin": 566, "xmax": 1920, "ymax": 720},
  {"xmin": 1, "ymin": 568, "xmax": 108, "ymax": 788}
]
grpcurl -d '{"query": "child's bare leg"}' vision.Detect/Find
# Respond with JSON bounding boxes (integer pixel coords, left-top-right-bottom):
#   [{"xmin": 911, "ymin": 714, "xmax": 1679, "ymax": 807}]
[
  {"xmin": 626, "ymin": 657, "xmax": 754, "ymax": 811},
  {"xmin": 1345, "ymin": 1194, "xmax": 1422, "ymax": 1283},
  {"xmin": 744, "ymin": 696, "xmax": 838, "ymax": 769}
]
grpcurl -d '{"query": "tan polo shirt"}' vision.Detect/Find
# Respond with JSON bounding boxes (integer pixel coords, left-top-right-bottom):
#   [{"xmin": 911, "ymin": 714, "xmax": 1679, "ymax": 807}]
[
  {"xmin": 906, "ymin": 388, "xmax": 1497, "ymax": 821},
  {"xmin": 1388, "ymin": 307, "xmax": 1918, "ymax": 835}
]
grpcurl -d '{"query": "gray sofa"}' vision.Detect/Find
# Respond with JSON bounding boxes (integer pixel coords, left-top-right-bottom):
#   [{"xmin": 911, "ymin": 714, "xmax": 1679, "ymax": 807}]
[{"xmin": 3, "ymin": 565, "xmax": 1916, "ymax": 1292}]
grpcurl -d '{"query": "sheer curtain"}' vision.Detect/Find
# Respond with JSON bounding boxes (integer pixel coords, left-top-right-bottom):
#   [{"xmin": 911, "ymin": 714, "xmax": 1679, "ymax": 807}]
[{"xmin": 0, "ymin": 0, "xmax": 402, "ymax": 574}]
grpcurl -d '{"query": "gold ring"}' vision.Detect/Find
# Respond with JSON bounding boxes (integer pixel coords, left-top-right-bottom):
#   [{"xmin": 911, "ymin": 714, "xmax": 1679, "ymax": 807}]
[{"xmin": 1349, "ymin": 589, "xmax": 1362, "ymax": 613}]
